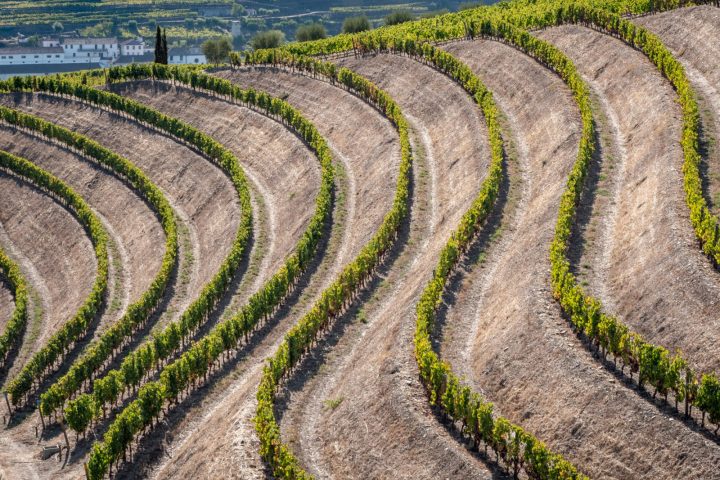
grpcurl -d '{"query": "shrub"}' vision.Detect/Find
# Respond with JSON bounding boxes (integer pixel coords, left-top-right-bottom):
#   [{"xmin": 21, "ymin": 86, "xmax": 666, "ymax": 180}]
[
  {"xmin": 295, "ymin": 22, "xmax": 326, "ymax": 42},
  {"xmin": 342, "ymin": 15, "xmax": 371, "ymax": 34},
  {"xmin": 202, "ymin": 37, "xmax": 232, "ymax": 64},
  {"xmin": 384, "ymin": 9, "xmax": 415, "ymax": 26},
  {"xmin": 250, "ymin": 29, "xmax": 285, "ymax": 50}
]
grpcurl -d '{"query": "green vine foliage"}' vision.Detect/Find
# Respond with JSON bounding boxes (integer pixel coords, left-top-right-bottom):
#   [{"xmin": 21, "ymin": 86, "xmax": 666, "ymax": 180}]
[
  {"xmin": 0, "ymin": 85, "xmax": 180, "ymax": 417},
  {"xmin": 74, "ymin": 64, "xmax": 334, "ymax": 480},
  {"xmin": 519, "ymin": 1, "xmax": 720, "ymax": 435},
  {"xmin": 0, "ymin": 83, "xmax": 181, "ymax": 411},
  {"xmin": 404, "ymin": 41, "xmax": 588, "ymax": 479},
  {"xmin": 225, "ymin": 54, "xmax": 414, "ymax": 479},
  {"xmin": 2, "ymin": 0, "xmax": 719, "ymax": 477},
  {"xmin": 0, "ymin": 243, "xmax": 28, "ymax": 368},
  {"xmin": 1, "ymin": 69, "xmax": 254, "ymax": 419},
  {"xmin": 0, "ymin": 147, "xmax": 109, "ymax": 405},
  {"xmin": 235, "ymin": 12, "xmax": 591, "ymax": 480},
  {"xmin": 259, "ymin": 0, "xmax": 720, "ymax": 443},
  {"xmin": 244, "ymin": 36, "xmax": 589, "ymax": 479}
]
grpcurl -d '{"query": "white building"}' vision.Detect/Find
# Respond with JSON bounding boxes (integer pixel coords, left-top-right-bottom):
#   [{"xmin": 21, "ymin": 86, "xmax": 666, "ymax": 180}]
[
  {"xmin": 42, "ymin": 38, "xmax": 60, "ymax": 48},
  {"xmin": 0, "ymin": 37, "xmax": 147, "ymax": 68},
  {"xmin": 62, "ymin": 37, "xmax": 119, "ymax": 60},
  {"xmin": 0, "ymin": 47, "xmax": 68, "ymax": 65},
  {"xmin": 169, "ymin": 47, "xmax": 206, "ymax": 65},
  {"xmin": 231, "ymin": 20, "xmax": 242, "ymax": 37},
  {"xmin": 120, "ymin": 38, "xmax": 146, "ymax": 56}
]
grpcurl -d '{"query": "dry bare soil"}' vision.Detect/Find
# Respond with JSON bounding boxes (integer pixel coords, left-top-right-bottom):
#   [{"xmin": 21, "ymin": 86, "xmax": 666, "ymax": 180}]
[
  {"xmin": 265, "ymin": 53, "xmax": 495, "ymax": 480},
  {"xmin": 538, "ymin": 22, "xmax": 720, "ymax": 375},
  {"xmin": 0, "ymin": 171, "xmax": 96, "ymax": 372},
  {"xmin": 637, "ymin": 5, "xmax": 720, "ymax": 219},
  {"xmin": 0, "ymin": 121, "xmax": 165, "ymax": 334},
  {"xmin": 2, "ymin": 8, "xmax": 720, "ymax": 479},
  {"xmin": 128, "ymin": 69, "xmax": 401, "ymax": 480},
  {"xmin": 442, "ymin": 35, "xmax": 720, "ymax": 479}
]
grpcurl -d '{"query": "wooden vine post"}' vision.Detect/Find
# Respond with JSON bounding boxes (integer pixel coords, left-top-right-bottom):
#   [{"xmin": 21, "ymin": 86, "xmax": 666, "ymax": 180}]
[{"xmin": 3, "ymin": 392, "xmax": 11, "ymax": 418}]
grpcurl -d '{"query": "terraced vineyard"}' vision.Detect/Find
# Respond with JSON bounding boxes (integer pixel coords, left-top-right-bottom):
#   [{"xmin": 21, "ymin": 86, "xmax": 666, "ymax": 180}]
[{"xmin": 1, "ymin": 1, "xmax": 720, "ymax": 479}]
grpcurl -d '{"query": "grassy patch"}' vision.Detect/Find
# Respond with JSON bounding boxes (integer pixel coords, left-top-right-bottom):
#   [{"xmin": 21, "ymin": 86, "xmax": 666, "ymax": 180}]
[{"xmin": 323, "ymin": 397, "xmax": 344, "ymax": 410}]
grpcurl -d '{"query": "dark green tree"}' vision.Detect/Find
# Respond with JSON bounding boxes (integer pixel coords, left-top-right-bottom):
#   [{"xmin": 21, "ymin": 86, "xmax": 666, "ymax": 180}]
[
  {"xmin": 295, "ymin": 23, "xmax": 326, "ymax": 42},
  {"xmin": 154, "ymin": 26, "xmax": 164, "ymax": 64},
  {"xmin": 153, "ymin": 27, "xmax": 169, "ymax": 64},
  {"xmin": 384, "ymin": 9, "xmax": 415, "ymax": 26},
  {"xmin": 342, "ymin": 15, "xmax": 371, "ymax": 34},
  {"xmin": 202, "ymin": 37, "xmax": 233, "ymax": 64},
  {"xmin": 250, "ymin": 30, "xmax": 285, "ymax": 50},
  {"xmin": 161, "ymin": 29, "xmax": 168, "ymax": 64}
]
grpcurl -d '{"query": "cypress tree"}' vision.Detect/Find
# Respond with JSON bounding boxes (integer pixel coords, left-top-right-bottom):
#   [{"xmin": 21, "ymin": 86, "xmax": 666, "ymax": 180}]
[
  {"xmin": 154, "ymin": 26, "xmax": 162, "ymax": 63},
  {"xmin": 161, "ymin": 29, "xmax": 168, "ymax": 64}
]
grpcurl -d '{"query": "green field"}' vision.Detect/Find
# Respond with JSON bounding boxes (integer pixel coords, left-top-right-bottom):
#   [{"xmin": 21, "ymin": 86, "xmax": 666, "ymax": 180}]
[{"xmin": 0, "ymin": 0, "xmax": 489, "ymax": 47}]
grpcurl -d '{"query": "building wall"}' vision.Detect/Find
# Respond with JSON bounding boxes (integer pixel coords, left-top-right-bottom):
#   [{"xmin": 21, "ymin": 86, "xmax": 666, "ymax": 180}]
[
  {"xmin": 62, "ymin": 43, "xmax": 119, "ymax": 59},
  {"xmin": 0, "ymin": 38, "xmax": 147, "ymax": 68},
  {"xmin": 120, "ymin": 44, "xmax": 145, "ymax": 56},
  {"xmin": 169, "ymin": 54, "xmax": 207, "ymax": 65},
  {"xmin": 0, "ymin": 52, "xmax": 64, "ymax": 65}
]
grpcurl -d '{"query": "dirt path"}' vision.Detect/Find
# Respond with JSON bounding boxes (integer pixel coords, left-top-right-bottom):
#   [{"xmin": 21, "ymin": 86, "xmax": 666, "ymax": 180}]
[
  {"xmin": 267, "ymin": 53, "xmax": 495, "ymax": 479},
  {"xmin": 113, "ymin": 69, "xmax": 402, "ymax": 479},
  {"xmin": 564, "ymin": 85, "xmax": 627, "ymax": 317},
  {"xmin": 442, "ymin": 37, "xmax": 720, "ymax": 479},
  {"xmin": 636, "ymin": 5, "xmax": 720, "ymax": 218},
  {"xmin": 0, "ymin": 126, "xmax": 165, "ymax": 332},
  {"xmin": 537, "ymin": 24, "xmax": 720, "ymax": 374},
  {"xmin": 0, "ymin": 79, "xmax": 323, "ymax": 479},
  {"xmin": 0, "ymin": 173, "xmax": 95, "ymax": 370},
  {"xmin": 0, "ymin": 221, "xmax": 47, "ymax": 480},
  {"xmin": 436, "ymin": 58, "xmax": 530, "ymax": 403}
]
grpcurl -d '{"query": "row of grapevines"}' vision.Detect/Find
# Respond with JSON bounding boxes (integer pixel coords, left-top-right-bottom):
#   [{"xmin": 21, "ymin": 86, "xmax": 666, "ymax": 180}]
[
  {"xmin": 0, "ymin": 244, "xmax": 28, "ymax": 368},
  {"xmin": 276, "ymin": 0, "xmax": 720, "ymax": 438},
  {"xmin": 81, "ymin": 64, "xmax": 335, "ymax": 479},
  {"xmin": 0, "ymin": 145, "xmax": 108, "ymax": 402},
  {"xmin": 6, "ymin": 66, "xmax": 254, "ymax": 423},
  {"xmin": 444, "ymin": 0, "xmax": 720, "ymax": 433},
  {"xmin": 238, "ymin": 31, "xmax": 589, "ymax": 477},
  {"xmin": 0, "ymin": 77, "xmax": 180, "ymax": 414},
  {"xmin": 242, "ymin": 37, "xmax": 588, "ymax": 477},
  {"xmin": 391, "ymin": 40, "xmax": 588, "ymax": 478},
  {"xmin": 244, "ymin": 12, "xmax": 591, "ymax": 478},
  {"xmin": 530, "ymin": 3, "xmax": 720, "ymax": 259},
  {"xmin": 271, "ymin": 0, "xmax": 710, "ymax": 58},
  {"xmin": 415, "ymin": 0, "xmax": 720, "ymax": 438},
  {"xmin": 508, "ymin": 2, "xmax": 720, "ymax": 432},
  {"xmin": 224, "ymin": 54, "xmax": 414, "ymax": 478}
]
